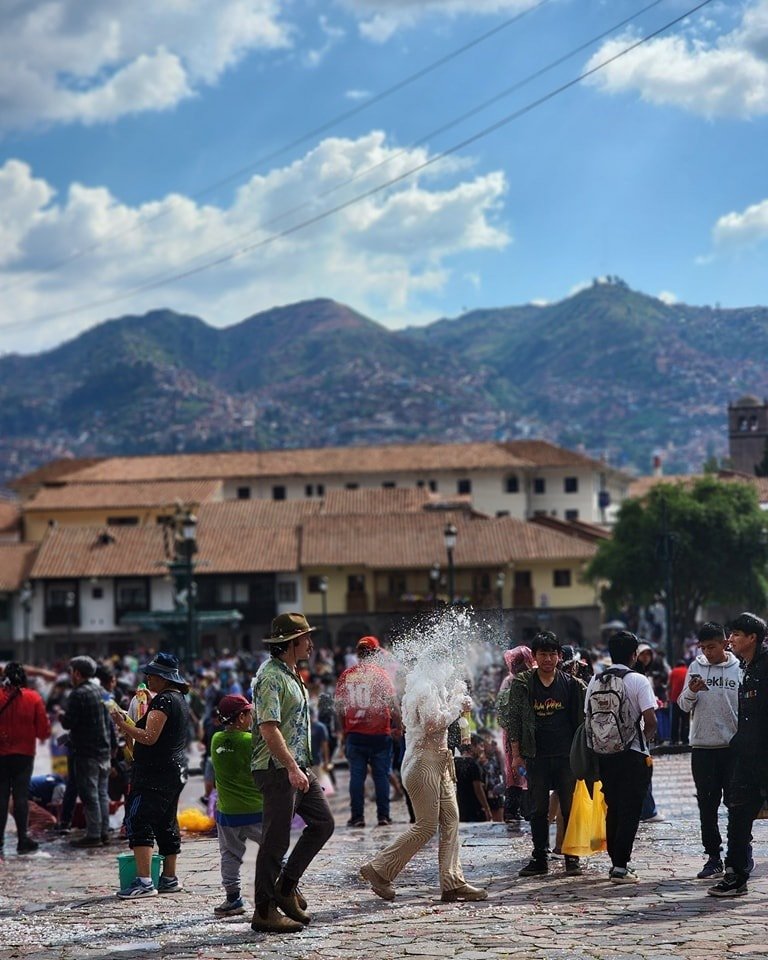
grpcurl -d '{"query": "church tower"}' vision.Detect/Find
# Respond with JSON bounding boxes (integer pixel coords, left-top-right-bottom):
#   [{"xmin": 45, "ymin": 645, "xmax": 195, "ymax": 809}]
[{"xmin": 728, "ymin": 396, "xmax": 768, "ymax": 475}]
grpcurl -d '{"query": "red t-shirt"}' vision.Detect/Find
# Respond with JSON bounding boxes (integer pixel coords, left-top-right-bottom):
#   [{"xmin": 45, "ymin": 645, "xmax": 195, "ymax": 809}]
[
  {"xmin": 0, "ymin": 686, "xmax": 51, "ymax": 756},
  {"xmin": 669, "ymin": 665, "xmax": 688, "ymax": 704},
  {"xmin": 336, "ymin": 662, "xmax": 395, "ymax": 736}
]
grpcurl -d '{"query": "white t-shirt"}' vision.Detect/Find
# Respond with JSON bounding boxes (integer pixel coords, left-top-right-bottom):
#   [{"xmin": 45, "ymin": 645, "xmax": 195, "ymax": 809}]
[{"xmin": 585, "ymin": 668, "xmax": 656, "ymax": 755}]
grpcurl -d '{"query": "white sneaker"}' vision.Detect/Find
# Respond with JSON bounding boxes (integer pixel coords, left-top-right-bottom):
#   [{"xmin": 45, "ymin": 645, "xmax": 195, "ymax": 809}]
[{"xmin": 609, "ymin": 866, "xmax": 639, "ymax": 884}]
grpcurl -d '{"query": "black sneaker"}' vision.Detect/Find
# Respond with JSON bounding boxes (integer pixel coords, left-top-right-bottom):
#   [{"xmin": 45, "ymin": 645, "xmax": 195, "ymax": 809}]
[
  {"xmin": 17, "ymin": 838, "xmax": 39, "ymax": 855},
  {"xmin": 747, "ymin": 845, "xmax": 755, "ymax": 874},
  {"xmin": 347, "ymin": 817, "xmax": 365, "ymax": 828},
  {"xmin": 564, "ymin": 856, "xmax": 583, "ymax": 876},
  {"xmin": 697, "ymin": 858, "xmax": 724, "ymax": 880},
  {"xmin": 518, "ymin": 858, "xmax": 548, "ymax": 877},
  {"xmin": 708, "ymin": 870, "xmax": 747, "ymax": 898}
]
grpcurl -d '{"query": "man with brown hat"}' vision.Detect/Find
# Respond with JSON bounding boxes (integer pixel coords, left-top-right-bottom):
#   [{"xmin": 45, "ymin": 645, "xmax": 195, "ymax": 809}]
[
  {"xmin": 336, "ymin": 635, "xmax": 398, "ymax": 827},
  {"xmin": 250, "ymin": 613, "xmax": 335, "ymax": 934}
]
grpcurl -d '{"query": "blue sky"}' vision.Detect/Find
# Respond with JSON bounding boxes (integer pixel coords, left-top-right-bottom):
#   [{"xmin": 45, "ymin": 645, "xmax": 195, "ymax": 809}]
[{"xmin": 0, "ymin": 0, "xmax": 765, "ymax": 354}]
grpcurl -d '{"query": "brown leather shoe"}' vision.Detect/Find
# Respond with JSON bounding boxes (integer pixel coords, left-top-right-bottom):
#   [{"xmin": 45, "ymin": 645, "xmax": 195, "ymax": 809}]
[
  {"xmin": 250, "ymin": 902, "xmax": 304, "ymax": 934},
  {"xmin": 441, "ymin": 882, "xmax": 488, "ymax": 902},
  {"xmin": 273, "ymin": 888, "xmax": 310, "ymax": 924},
  {"xmin": 360, "ymin": 862, "xmax": 396, "ymax": 901}
]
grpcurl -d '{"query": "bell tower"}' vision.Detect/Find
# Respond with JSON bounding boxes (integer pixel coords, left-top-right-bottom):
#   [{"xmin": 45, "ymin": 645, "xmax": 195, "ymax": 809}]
[{"xmin": 728, "ymin": 396, "xmax": 768, "ymax": 475}]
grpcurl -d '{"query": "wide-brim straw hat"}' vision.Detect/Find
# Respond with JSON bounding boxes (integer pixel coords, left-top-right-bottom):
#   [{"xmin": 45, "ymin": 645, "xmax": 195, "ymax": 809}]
[{"xmin": 264, "ymin": 612, "xmax": 317, "ymax": 644}]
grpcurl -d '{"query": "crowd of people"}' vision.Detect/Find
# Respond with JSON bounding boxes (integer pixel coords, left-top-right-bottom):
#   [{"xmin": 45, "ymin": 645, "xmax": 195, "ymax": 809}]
[{"xmin": 1, "ymin": 607, "xmax": 767, "ymax": 933}]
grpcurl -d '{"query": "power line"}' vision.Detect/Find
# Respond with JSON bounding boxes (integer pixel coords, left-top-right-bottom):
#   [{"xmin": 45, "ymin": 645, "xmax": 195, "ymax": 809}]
[
  {"xmin": 0, "ymin": 0, "xmax": 551, "ymax": 296},
  {"xmin": 7, "ymin": 0, "xmax": 715, "ymax": 331}
]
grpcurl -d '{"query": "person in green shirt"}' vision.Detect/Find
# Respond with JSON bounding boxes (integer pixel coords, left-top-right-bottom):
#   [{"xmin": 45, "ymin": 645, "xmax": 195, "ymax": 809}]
[
  {"xmin": 250, "ymin": 613, "xmax": 335, "ymax": 934},
  {"xmin": 210, "ymin": 694, "xmax": 263, "ymax": 918}
]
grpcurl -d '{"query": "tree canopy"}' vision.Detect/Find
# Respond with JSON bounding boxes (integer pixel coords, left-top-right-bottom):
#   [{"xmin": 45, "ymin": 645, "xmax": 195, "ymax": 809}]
[{"xmin": 587, "ymin": 478, "xmax": 768, "ymax": 645}]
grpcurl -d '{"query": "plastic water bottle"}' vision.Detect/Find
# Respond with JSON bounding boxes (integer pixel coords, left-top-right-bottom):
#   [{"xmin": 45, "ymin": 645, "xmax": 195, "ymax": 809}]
[
  {"xmin": 134, "ymin": 683, "xmax": 149, "ymax": 719},
  {"xmin": 458, "ymin": 715, "xmax": 471, "ymax": 745}
]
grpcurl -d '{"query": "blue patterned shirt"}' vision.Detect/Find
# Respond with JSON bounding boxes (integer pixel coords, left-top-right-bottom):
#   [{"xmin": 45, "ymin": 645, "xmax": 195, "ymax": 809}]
[{"xmin": 251, "ymin": 657, "xmax": 311, "ymax": 771}]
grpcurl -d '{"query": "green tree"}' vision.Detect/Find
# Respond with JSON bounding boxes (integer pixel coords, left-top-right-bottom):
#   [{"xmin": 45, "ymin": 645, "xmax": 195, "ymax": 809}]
[{"xmin": 587, "ymin": 478, "xmax": 768, "ymax": 650}]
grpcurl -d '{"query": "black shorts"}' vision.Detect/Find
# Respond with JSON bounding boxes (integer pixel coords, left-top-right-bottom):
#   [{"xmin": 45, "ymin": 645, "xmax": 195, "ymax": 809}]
[{"xmin": 124, "ymin": 782, "xmax": 184, "ymax": 855}]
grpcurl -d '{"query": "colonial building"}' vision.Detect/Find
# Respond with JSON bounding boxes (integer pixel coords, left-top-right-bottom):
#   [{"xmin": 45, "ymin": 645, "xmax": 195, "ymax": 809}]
[{"xmin": 728, "ymin": 395, "xmax": 768, "ymax": 476}]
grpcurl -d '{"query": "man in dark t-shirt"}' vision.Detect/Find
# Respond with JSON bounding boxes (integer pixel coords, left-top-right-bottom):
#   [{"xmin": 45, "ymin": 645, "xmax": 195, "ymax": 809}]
[
  {"xmin": 454, "ymin": 737, "xmax": 492, "ymax": 822},
  {"xmin": 500, "ymin": 632, "xmax": 586, "ymax": 878}
]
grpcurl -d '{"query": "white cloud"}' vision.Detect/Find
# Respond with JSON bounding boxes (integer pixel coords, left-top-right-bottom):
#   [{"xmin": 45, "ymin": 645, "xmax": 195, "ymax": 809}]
[
  {"xmin": 713, "ymin": 198, "xmax": 768, "ymax": 248},
  {"xmin": 345, "ymin": 89, "xmax": 372, "ymax": 101},
  {"xmin": 0, "ymin": 132, "xmax": 509, "ymax": 352},
  {"xmin": 0, "ymin": 1, "xmax": 291, "ymax": 131},
  {"xmin": 338, "ymin": 0, "xmax": 542, "ymax": 42},
  {"xmin": 657, "ymin": 290, "xmax": 678, "ymax": 305},
  {"xmin": 586, "ymin": 1, "xmax": 768, "ymax": 118}
]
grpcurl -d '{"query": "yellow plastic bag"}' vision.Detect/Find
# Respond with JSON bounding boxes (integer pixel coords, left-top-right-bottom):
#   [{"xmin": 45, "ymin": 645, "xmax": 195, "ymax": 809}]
[
  {"xmin": 590, "ymin": 780, "xmax": 607, "ymax": 853},
  {"xmin": 562, "ymin": 780, "xmax": 593, "ymax": 857},
  {"xmin": 177, "ymin": 807, "xmax": 215, "ymax": 832}
]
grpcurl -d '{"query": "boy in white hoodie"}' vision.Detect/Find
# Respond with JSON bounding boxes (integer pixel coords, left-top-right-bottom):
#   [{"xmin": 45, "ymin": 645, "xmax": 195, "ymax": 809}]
[{"xmin": 677, "ymin": 622, "xmax": 739, "ymax": 880}]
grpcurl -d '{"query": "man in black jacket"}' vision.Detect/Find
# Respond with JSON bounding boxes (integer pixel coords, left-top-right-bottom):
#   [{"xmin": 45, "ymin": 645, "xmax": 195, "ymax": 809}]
[
  {"xmin": 503, "ymin": 632, "xmax": 586, "ymax": 878},
  {"xmin": 709, "ymin": 612, "xmax": 768, "ymax": 898},
  {"xmin": 61, "ymin": 656, "xmax": 111, "ymax": 848}
]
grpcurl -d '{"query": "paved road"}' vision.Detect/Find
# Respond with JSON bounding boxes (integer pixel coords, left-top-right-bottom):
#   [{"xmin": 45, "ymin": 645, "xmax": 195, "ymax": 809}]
[{"xmin": 3, "ymin": 754, "xmax": 768, "ymax": 960}]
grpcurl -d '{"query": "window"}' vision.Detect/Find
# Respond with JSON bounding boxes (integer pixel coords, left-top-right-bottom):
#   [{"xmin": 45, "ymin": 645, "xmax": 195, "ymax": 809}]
[
  {"xmin": 217, "ymin": 580, "xmax": 250, "ymax": 605},
  {"xmin": 553, "ymin": 569, "xmax": 572, "ymax": 588},
  {"xmin": 457, "ymin": 478, "xmax": 472, "ymax": 495},
  {"xmin": 115, "ymin": 579, "xmax": 149, "ymax": 612},
  {"xmin": 416, "ymin": 480, "xmax": 425, "ymax": 488},
  {"xmin": 237, "ymin": 486, "xmax": 251, "ymax": 500},
  {"xmin": 317, "ymin": 484, "xmax": 325, "ymax": 496},
  {"xmin": 345, "ymin": 483, "xmax": 359, "ymax": 490},
  {"xmin": 382, "ymin": 481, "xmax": 396, "ymax": 488},
  {"xmin": 277, "ymin": 581, "xmax": 297, "ymax": 604},
  {"xmin": 305, "ymin": 484, "xmax": 313, "ymax": 497},
  {"xmin": 0, "ymin": 597, "xmax": 9, "ymax": 621},
  {"xmin": 428, "ymin": 480, "xmax": 438, "ymax": 492},
  {"xmin": 92, "ymin": 586, "xmax": 104, "ymax": 599},
  {"xmin": 505, "ymin": 475, "xmax": 519, "ymax": 494},
  {"xmin": 348, "ymin": 575, "xmax": 366, "ymax": 593},
  {"xmin": 564, "ymin": 476, "xmax": 579, "ymax": 494},
  {"xmin": 565, "ymin": 509, "xmax": 580, "ymax": 522},
  {"xmin": 533, "ymin": 478, "xmax": 546, "ymax": 495},
  {"xmin": 272, "ymin": 485, "xmax": 286, "ymax": 501},
  {"xmin": 106, "ymin": 516, "xmax": 138, "ymax": 526},
  {"xmin": 496, "ymin": 510, "xmax": 510, "ymax": 518},
  {"xmin": 308, "ymin": 576, "xmax": 324, "ymax": 593}
]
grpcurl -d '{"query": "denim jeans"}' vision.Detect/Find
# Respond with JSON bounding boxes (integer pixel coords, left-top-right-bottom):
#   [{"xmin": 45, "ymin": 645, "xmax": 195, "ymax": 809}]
[
  {"xmin": 724, "ymin": 754, "xmax": 766, "ymax": 879},
  {"xmin": 345, "ymin": 733, "xmax": 393, "ymax": 821},
  {"xmin": 599, "ymin": 750, "xmax": 651, "ymax": 869},
  {"xmin": 74, "ymin": 755, "xmax": 110, "ymax": 839}
]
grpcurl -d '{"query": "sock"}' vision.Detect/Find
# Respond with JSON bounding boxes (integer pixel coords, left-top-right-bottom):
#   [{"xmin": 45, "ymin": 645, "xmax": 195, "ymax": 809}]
[
  {"xmin": 138, "ymin": 876, "xmax": 152, "ymax": 885},
  {"xmin": 227, "ymin": 890, "xmax": 241, "ymax": 902}
]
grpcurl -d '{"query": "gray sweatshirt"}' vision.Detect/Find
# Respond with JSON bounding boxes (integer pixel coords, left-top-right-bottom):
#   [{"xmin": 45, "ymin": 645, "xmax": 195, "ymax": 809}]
[{"xmin": 677, "ymin": 652, "xmax": 739, "ymax": 748}]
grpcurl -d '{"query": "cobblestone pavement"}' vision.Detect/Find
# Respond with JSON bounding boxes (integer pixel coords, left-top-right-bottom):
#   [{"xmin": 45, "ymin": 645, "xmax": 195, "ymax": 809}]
[{"xmin": 3, "ymin": 754, "xmax": 768, "ymax": 960}]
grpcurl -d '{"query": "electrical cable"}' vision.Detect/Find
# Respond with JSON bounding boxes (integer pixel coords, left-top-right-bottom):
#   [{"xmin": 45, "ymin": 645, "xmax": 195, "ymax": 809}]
[
  {"xmin": 0, "ymin": 0, "xmax": 551, "ymax": 295},
  {"xmin": 6, "ymin": 0, "xmax": 715, "ymax": 331}
]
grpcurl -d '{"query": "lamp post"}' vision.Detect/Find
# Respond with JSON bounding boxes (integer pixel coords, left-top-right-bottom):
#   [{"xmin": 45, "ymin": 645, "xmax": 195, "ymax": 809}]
[
  {"xmin": 173, "ymin": 509, "xmax": 198, "ymax": 668},
  {"xmin": 655, "ymin": 496, "xmax": 679, "ymax": 665},
  {"xmin": 318, "ymin": 576, "xmax": 329, "ymax": 645},
  {"xmin": 496, "ymin": 570, "xmax": 506, "ymax": 636},
  {"xmin": 64, "ymin": 590, "xmax": 76, "ymax": 651},
  {"xmin": 20, "ymin": 580, "xmax": 32, "ymax": 664},
  {"xmin": 443, "ymin": 523, "xmax": 457, "ymax": 604},
  {"xmin": 429, "ymin": 562, "xmax": 441, "ymax": 608}
]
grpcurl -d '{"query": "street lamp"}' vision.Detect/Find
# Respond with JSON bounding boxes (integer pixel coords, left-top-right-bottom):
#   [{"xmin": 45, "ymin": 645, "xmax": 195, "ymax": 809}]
[
  {"xmin": 20, "ymin": 580, "xmax": 32, "ymax": 664},
  {"xmin": 429, "ymin": 562, "xmax": 441, "ymax": 608},
  {"xmin": 318, "ymin": 576, "xmax": 329, "ymax": 645},
  {"xmin": 443, "ymin": 523, "xmax": 457, "ymax": 604},
  {"xmin": 496, "ymin": 570, "xmax": 506, "ymax": 635},
  {"xmin": 655, "ymin": 496, "xmax": 679, "ymax": 665},
  {"xmin": 174, "ymin": 509, "xmax": 198, "ymax": 668}
]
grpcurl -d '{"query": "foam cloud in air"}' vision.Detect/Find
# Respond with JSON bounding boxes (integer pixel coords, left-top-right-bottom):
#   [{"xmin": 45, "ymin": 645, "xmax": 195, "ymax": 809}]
[
  {"xmin": 0, "ymin": 133, "xmax": 509, "ymax": 352},
  {"xmin": 585, "ymin": 0, "xmax": 768, "ymax": 118},
  {"xmin": 0, "ymin": 0, "xmax": 291, "ymax": 132},
  {"xmin": 712, "ymin": 198, "xmax": 768, "ymax": 249}
]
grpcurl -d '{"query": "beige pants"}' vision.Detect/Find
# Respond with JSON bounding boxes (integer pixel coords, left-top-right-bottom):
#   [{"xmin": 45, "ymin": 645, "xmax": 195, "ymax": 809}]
[{"xmin": 370, "ymin": 745, "xmax": 465, "ymax": 893}]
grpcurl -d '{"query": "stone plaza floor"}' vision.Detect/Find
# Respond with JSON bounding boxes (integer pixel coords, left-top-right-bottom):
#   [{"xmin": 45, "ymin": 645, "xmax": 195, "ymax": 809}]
[{"xmin": 3, "ymin": 753, "xmax": 768, "ymax": 960}]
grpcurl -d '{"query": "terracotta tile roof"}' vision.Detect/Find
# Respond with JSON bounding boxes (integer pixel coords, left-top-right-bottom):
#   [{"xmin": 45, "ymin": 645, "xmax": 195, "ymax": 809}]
[
  {"xmin": 26, "ymin": 480, "xmax": 224, "ymax": 511},
  {"xmin": 31, "ymin": 521, "xmax": 300, "ymax": 578},
  {"xmin": 197, "ymin": 525, "xmax": 299, "ymax": 573},
  {"xmin": 9, "ymin": 457, "xmax": 105, "ymax": 493},
  {"xmin": 0, "ymin": 499, "xmax": 21, "ymax": 537},
  {"xmin": 529, "ymin": 515, "xmax": 611, "ymax": 542},
  {"xmin": 197, "ymin": 500, "xmax": 322, "ymax": 528},
  {"xmin": 321, "ymin": 487, "xmax": 433, "ymax": 514},
  {"xmin": 52, "ymin": 440, "xmax": 623, "ymax": 484},
  {"xmin": 32, "ymin": 526, "xmax": 169, "ymax": 578},
  {"xmin": 0, "ymin": 543, "xmax": 37, "ymax": 590},
  {"xmin": 300, "ymin": 512, "xmax": 596, "ymax": 569}
]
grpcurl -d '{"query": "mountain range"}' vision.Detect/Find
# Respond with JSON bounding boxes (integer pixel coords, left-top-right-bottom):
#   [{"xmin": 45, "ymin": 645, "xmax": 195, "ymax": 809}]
[{"xmin": 1, "ymin": 279, "xmax": 764, "ymax": 488}]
